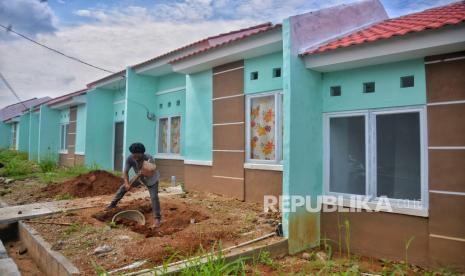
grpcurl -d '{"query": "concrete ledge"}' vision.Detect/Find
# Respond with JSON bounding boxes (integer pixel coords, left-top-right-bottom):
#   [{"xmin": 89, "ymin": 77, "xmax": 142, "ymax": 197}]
[
  {"xmin": 0, "ymin": 258, "xmax": 21, "ymax": 276},
  {"xmin": 18, "ymin": 221, "xmax": 80, "ymax": 276}
]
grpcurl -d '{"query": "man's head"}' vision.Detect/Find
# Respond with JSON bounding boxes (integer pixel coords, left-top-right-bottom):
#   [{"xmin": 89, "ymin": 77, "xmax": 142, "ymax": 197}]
[{"xmin": 129, "ymin": 143, "xmax": 145, "ymax": 160}]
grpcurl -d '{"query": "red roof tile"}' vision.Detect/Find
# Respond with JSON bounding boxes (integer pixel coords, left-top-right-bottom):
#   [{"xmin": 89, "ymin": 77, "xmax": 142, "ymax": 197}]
[
  {"xmin": 303, "ymin": 1, "xmax": 465, "ymax": 55},
  {"xmin": 170, "ymin": 23, "xmax": 282, "ymax": 63},
  {"xmin": 131, "ymin": 23, "xmax": 275, "ymax": 69}
]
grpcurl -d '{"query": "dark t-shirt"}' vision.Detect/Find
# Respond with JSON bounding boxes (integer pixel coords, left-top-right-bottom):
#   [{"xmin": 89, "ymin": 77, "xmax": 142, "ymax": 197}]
[{"xmin": 124, "ymin": 154, "xmax": 159, "ymax": 186}]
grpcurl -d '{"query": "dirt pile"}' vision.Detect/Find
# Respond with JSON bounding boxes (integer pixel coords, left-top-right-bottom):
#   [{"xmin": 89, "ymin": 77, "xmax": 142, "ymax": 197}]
[
  {"xmin": 92, "ymin": 199, "xmax": 209, "ymax": 238},
  {"xmin": 43, "ymin": 170, "xmax": 122, "ymax": 198}
]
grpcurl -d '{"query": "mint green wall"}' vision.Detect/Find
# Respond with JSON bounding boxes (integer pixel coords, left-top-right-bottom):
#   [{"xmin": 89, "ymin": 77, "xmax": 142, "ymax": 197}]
[
  {"xmin": 28, "ymin": 112, "xmax": 40, "ymax": 161},
  {"xmin": 323, "ymin": 59, "xmax": 426, "ymax": 112},
  {"xmin": 18, "ymin": 113, "xmax": 30, "ymax": 152},
  {"xmin": 155, "ymin": 88, "xmax": 186, "ymax": 155},
  {"xmin": 282, "ymin": 19, "xmax": 323, "ymax": 253},
  {"xmin": 75, "ymin": 104, "xmax": 87, "ymax": 154},
  {"xmin": 85, "ymin": 88, "xmax": 114, "ymax": 169},
  {"xmin": 0, "ymin": 122, "xmax": 11, "ymax": 149},
  {"xmin": 157, "ymin": 73, "xmax": 185, "ymax": 92},
  {"xmin": 59, "ymin": 108, "xmax": 70, "ymax": 124},
  {"xmin": 125, "ymin": 69, "xmax": 157, "ymax": 159},
  {"xmin": 185, "ymin": 70, "xmax": 212, "ymax": 161},
  {"xmin": 245, "ymin": 51, "xmax": 283, "ymax": 94},
  {"xmin": 38, "ymin": 105, "xmax": 60, "ymax": 162}
]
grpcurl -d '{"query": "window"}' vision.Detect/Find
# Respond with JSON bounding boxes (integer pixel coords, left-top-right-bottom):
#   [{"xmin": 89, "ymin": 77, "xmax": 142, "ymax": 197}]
[
  {"xmin": 246, "ymin": 91, "xmax": 283, "ymax": 163},
  {"xmin": 158, "ymin": 116, "xmax": 181, "ymax": 155},
  {"xmin": 400, "ymin": 76, "xmax": 414, "ymax": 88},
  {"xmin": 363, "ymin": 82, "xmax": 375, "ymax": 93},
  {"xmin": 60, "ymin": 124, "xmax": 69, "ymax": 152},
  {"xmin": 330, "ymin": 86, "xmax": 341, "ymax": 96},
  {"xmin": 324, "ymin": 107, "xmax": 426, "ymax": 208},
  {"xmin": 250, "ymin": 71, "xmax": 258, "ymax": 80},
  {"xmin": 273, "ymin": 68, "xmax": 281, "ymax": 78}
]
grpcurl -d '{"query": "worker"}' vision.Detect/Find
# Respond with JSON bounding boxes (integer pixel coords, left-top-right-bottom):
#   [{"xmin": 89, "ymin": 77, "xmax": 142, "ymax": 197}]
[{"xmin": 106, "ymin": 142, "xmax": 161, "ymax": 228}]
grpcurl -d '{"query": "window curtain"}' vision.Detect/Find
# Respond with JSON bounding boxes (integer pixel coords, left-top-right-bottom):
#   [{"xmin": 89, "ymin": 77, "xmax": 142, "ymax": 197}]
[
  {"xmin": 170, "ymin": 117, "xmax": 181, "ymax": 154},
  {"xmin": 250, "ymin": 95, "xmax": 275, "ymax": 160}
]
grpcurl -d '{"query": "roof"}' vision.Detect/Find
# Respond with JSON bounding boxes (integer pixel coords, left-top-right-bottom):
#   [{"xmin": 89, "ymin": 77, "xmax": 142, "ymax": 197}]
[
  {"xmin": 170, "ymin": 23, "xmax": 282, "ymax": 63},
  {"xmin": 86, "ymin": 70, "xmax": 126, "ymax": 88},
  {"xmin": 130, "ymin": 23, "xmax": 278, "ymax": 69},
  {"xmin": 0, "ymin": 97, "xmax": 51, "ymax": 122},
  {"xmin": 303, "ymin": 1, "xmax": 465, "ymax": 55},
  {"xmin": 46, "ymin": 88, "xmax": 87, "ymax": 107}
]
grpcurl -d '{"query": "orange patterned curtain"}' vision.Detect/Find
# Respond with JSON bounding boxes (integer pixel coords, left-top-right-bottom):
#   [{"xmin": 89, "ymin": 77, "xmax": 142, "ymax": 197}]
[
  {"xmin": 250, "ymin": 95, "xmax": 275, "ymax": 160},
  {"xmin": 170, "ymin": 116, "xmax": 181, "ymax": 154}
]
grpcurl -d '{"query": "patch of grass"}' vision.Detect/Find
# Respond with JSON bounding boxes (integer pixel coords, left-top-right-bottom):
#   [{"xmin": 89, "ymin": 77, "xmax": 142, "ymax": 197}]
[
  {"xmin": 0, "ymin": 149, "xmax": 39, "ymax": 178},
  {"xmin": 63, "ymin": 223, "xmax": 82, "ymax": 236},
  {"xmin": 38, "ymin": 165, "xmax": 97, "ymax": 184},
  {"xmin": 54, "ymin": 193, "xmax": 75, "ymax": 201},
  {"xmin": 39, "ymin": 158, "xmax": 57, "ymax": 173}
]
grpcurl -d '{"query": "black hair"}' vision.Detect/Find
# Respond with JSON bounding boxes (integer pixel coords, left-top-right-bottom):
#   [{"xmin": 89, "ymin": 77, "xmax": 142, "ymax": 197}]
[{"xmin": 129, "ymin": 143, "xmax": 145, "ymax": 154}]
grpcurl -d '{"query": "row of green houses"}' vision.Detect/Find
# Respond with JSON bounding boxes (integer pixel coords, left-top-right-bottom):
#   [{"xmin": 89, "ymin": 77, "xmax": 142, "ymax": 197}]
[{"xmin": 1, "ymin": 0, "xmax": 464, "ymax": 270}]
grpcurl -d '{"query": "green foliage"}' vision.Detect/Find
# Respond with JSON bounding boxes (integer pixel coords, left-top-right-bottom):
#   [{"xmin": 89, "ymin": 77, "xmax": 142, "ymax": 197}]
[
  {"xmin": 344, "ymin": 218, "xmax": 351, "ymax": 259},
  {"xmin": 39, "ymin": 158, "xmax": 56, "ymax": 173},
  {"xmin": 91, "ymin": 260, "xmax": 109, "ymax": 276},
  {"xmin": 404, "ymin": 236, "xmax": 415, "ymax": 271},
  {"xmin": 38, "ymin": 165, "xmax": 96, "ymax": 184},
  {"xmin": 0, "ymin": 149, "xmax": 39, "ymax": 177},
  {"xmin": 63, "ymin": 223, "xmax": 81, "ymax": 236},
  {"xmin": 54, "ymin": 193, "xmax": 75, "ymax": 201}
]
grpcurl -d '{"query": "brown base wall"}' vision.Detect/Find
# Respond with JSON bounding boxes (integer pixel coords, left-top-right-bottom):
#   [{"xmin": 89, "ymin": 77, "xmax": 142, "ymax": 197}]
[
  {"xmin": 155, "ymin": 159, "xmax": 185, "ymax": 182},
  {"xmin": 59, "ymin": 153, "xmax": 85, "ymax": 167},
  {"xmin": 245, "ymin": 169, "xmax": 282, "ymax": 203},
  {"xmin": 321, "ymin": 211, "xmax": 429, "ymax": 267},
  {"xmin": 184, "ymin": 165, "xmax": 283, "ymax": 203}
]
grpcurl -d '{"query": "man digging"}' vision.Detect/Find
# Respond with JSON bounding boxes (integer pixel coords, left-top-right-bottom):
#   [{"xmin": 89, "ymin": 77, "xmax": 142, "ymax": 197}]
[{"xmin": 106, "ymin": 142, "xmax": 161, "ymax": 228}]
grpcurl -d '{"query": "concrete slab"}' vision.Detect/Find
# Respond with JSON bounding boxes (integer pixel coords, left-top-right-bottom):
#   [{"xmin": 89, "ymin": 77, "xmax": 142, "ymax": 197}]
[{"xmin": 0, "ymin": 258, "xmax": 21, "ymax": 276}]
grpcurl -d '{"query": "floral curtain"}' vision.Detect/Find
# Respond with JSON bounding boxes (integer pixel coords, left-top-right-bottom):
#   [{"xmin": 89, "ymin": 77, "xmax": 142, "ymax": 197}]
[
  {"xmin": 250, "ymin": 95, "xmax": 275, "ymax": 160},
  {"xmin": 158, "ymin": 118, "xmax": 168, "ymax": 153},
  {"xmin": 170, "ymin": 116, "xmax": 181, "ymax": 154}
]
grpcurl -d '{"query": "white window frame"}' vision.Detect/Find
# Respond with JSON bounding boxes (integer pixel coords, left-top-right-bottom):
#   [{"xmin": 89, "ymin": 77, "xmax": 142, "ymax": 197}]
[
  {"xmin": 323, "ymin": 106, "xmax": 428, "ymax": 217},
  {"xmin": 156, "ymin": 115, "xmax": 182, "ymax": 158},
  {"xmin": 59, "ymin": 123, "xmax": 69, "ymax": 154},
  {"xmin": 245, "ymin": 90, "xmax": 283, "ymax": 164}
]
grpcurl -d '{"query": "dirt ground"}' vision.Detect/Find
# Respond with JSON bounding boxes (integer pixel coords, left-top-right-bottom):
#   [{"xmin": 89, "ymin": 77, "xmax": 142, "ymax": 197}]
[
  {"xmin": 43, "ymin": 170, "xmax": 123, "ymax": 198},
  {"xmin": 4, "ymin": 240, "xmax": 45, "ymax": 276},
  {"xmin": 25, "ymin": 191, "xmax": 278, "ymax": 275}
]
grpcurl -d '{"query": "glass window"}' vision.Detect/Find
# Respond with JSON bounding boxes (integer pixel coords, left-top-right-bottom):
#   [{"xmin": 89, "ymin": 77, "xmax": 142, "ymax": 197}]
[
  {"xmin": 329, "ymin": 116, "xmax": 366, "ymax": 195},
  {"xmin": 60, "ymin": 124, "xmax": 69, "ymax": 151},
  {"xmin": 158, "ymin": 118, "xmax": 169, "ymax": 153},
  {"xmin": 158, "ymin": 116, "xmax": 181, "ymax": 155},
  {"xmin": 325, "ymin": 108, "xmax": 425, "ymax": 205},
  {"xmin": 376, "ymin": 112, "xmax": 421, "ymax": 200},
  {"xmin": 170, "ymin": 116, "xmax": 181, "ymax": 154},
  {"xmin": 247, "ymin": 92, "xmax": 282, "ymax": 163}
]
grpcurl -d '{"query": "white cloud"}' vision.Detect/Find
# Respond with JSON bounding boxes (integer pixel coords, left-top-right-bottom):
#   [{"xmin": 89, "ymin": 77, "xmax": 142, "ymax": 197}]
[{"xmin": 0, "ymin": 5, "xmax": 257, "ymax": 108}]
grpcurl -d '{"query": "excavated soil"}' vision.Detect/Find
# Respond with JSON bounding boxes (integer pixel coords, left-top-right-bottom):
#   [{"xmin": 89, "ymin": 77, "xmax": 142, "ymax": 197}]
[
  {"xmin": 43, "ymin": 170, "xmax": 122, "ymax": 198},
  {"xmin": 92, "ymin": 199, "xmax": 209, "ymax": 237}
]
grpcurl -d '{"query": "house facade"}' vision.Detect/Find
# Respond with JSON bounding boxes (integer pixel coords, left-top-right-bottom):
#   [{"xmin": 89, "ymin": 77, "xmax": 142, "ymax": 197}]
[{"xmin": 0, "ymin": 0, "xmax": 464, "ymax": 270}]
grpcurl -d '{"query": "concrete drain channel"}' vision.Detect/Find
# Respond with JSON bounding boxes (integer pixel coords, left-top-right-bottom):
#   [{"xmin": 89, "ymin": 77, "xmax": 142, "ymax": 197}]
[{"xmin": 0, "ymin": 200, "xmax": 288, "ymax": 275}]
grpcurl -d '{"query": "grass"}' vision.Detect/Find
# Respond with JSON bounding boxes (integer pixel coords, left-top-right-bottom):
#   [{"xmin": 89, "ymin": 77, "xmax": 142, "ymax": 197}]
[{"xmin": 0, "ymin": 149, "xmax": 101, "ymax": 184}]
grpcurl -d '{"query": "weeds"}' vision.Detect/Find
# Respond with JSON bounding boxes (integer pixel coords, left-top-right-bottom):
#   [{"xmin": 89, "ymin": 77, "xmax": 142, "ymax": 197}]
[
  {"xmin": 344, "ymin": 218, "xmax": 351, "ymax": 259},
  {"xmin": 0, "ymin": 149, "xmax": 39, "ymax": 178},
  {"xmin": 63, "ymin": 223, "xmax": 81, "ymax": 236},
  {"xmin": 404, "ymin": 235, "xmax": 415, "ymax": 271},
  {"xmin": 39, "ymin": 158, "xmax": 56, "ymax": 173},
  {"xmin": 54, "ymin": 193, "xmax": 75, "ymax": 201},
  {"xmin": 91, "ymin": 260, "xmax": 109, "ymax": 276}
]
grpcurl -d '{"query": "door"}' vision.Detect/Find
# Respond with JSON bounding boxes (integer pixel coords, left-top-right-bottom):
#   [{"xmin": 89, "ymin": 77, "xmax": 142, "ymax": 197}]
[{"xmin": 114, "ymin": 122, "xmax": 124, "ymax": 171}]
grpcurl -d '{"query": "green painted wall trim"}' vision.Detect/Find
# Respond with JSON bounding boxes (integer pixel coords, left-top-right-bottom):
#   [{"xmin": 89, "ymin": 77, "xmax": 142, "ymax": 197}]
[
  {"xmin": 125, "ymin": 68, "xmax": 158, "ymax": 160},
  {"xmin": 38, "ymin": 105, "xmax": 60, "ymax": 162},
  {"xmin": 85, "ymin": 88, "xmax": 114, "ymax": 170},
  {"xmin": 0, "ymin": 122, "xmax": 11, "ymax": 149},
  {"xmin": 75, "ymin": 104, "xmax": 87, "ymax": 154},
  {"xmin": 322, "ymin": 59, "xmax": 426, "ymax": 112},
  {"xmin": 28, "ymin": 112, "xmax": 40, "ymax": 161},
  {"xmin": 185, "ymin": 69, "xmax": 212, "ymax": 161},
  {"xmin": 244, "ymin": 51, "xmax": 283, "ymax": 94},
  {"xmin": 18, "ymin": 113, "xmax": 30, "ymax": 152},
  {"xmin": 282, "ymin": 19, "xmax": 322, "ymax": 253}
]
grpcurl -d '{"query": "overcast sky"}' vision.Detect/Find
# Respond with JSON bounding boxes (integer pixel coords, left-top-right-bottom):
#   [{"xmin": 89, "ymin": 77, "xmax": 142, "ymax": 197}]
[{"xmin": 0, "ymin": 0, "xmax": 456, "ymax": 108}]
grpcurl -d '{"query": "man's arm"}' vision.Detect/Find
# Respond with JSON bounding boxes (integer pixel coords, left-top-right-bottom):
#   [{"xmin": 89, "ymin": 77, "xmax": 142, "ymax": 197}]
[{"xmin": 123, "ymin": 158, "xmax": 131, "ymax": 190}]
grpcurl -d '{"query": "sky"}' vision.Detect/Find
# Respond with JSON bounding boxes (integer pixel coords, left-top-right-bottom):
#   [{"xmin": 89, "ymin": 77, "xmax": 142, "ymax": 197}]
[{"xmin": 0, "ymin": 0, "xmax": 457, "ymax": 108}]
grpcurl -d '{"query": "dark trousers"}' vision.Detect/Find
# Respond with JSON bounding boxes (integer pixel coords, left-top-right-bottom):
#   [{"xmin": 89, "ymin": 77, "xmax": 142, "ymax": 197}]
[{"xmin": 110, "ymin": 181, "xmax": 161, "ymax": 219}]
